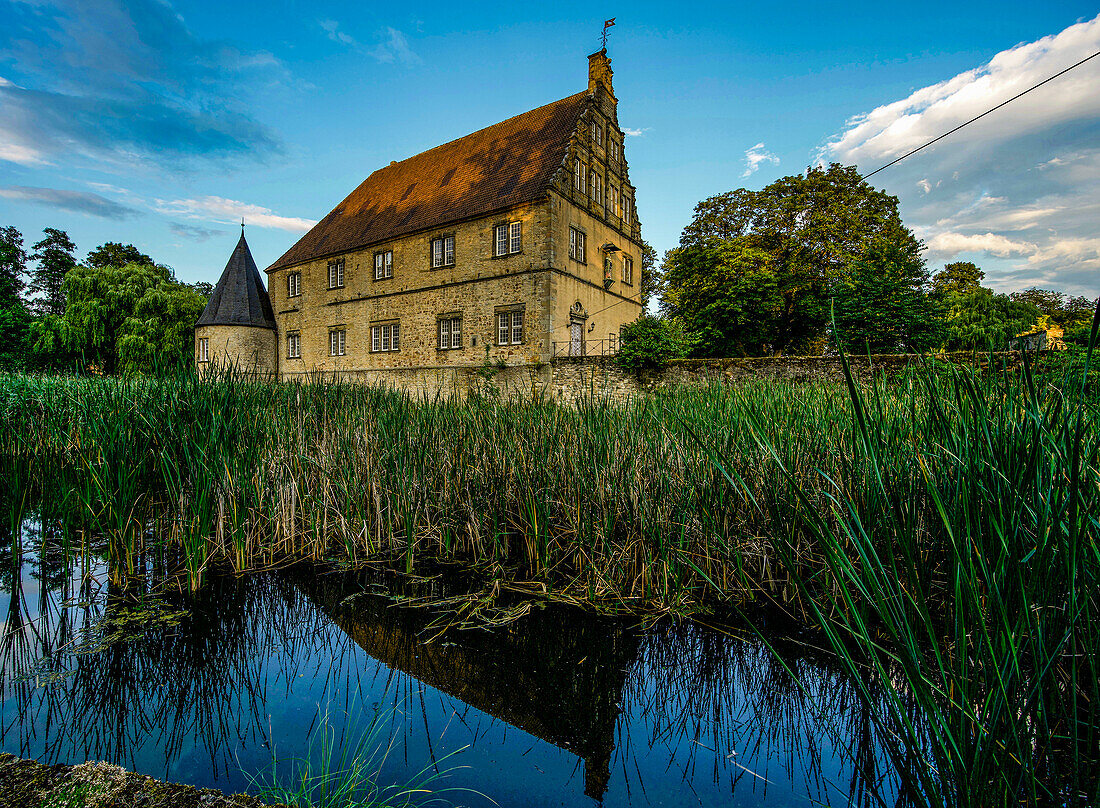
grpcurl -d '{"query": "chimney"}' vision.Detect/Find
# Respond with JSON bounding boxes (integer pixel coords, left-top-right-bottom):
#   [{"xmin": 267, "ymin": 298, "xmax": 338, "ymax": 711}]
[{"xmin": 587, "ymin": 49, "xmax": 616, "ymax": 101}]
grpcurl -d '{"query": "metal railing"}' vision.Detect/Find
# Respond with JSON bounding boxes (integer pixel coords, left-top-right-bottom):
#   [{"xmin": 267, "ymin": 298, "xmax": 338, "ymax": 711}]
[{"xmin": 551, "ymin": 339, "xmax": 619, "ymax": 358}]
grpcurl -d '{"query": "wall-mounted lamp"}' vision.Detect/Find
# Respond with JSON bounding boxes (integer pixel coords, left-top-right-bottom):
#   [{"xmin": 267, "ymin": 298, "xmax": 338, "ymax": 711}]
[{"xmin": 588, "ymin": 321, "xmax": 596, "ymax": 332}]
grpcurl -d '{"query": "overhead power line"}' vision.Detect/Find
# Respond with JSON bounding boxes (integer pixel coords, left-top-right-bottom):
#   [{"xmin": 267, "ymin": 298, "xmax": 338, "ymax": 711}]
[{"xmin": 861, "ymin": 48, "xmax": 1100, "ymax": 180}]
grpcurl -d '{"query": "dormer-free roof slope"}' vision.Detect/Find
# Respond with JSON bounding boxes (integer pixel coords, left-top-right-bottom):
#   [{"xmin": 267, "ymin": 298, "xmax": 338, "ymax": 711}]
[
  {"xmin": 197, "ymin": 232, "xmax": 276, "ymax": 329},
  {"xmin": 267, "ymin": 91, "xmax": 589, "ymax": 272}
]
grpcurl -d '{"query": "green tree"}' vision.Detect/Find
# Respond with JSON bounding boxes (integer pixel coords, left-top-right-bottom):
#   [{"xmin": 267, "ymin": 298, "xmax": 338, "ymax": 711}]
[
  {"xmin": 0, "ymin": 226, "xmax": 30, "ymax": 370},
  {"xmin": 189, "ymin": 280, "xmax": 215, "ymax": 300},
  {"xmin": 833, "ymin": 237, "xmax": 942, "ymax": 353},
  {"xmin": 27, "ymin": 228, "xmax": 77, "ymax": 317},
  {"xmin": 86, "ymin": 242, "xmax": 154, "ymax": 269},
  {"xmin": 932, "ymin": 261, "xmax": 984, "ymax": 297},
  {"xmin": 662, "ymin": 236, "xmax": 826, "ymax": 357},
  {"xmin": 615, "ymin": 315, "xmax": 688, "ymax": 370},
  {"xmin": 941, "ymin": 290, "xmax": 1041, "ymax": 350},
  {"xmin": 60, "ymin": 261, "xmax": 205, "ymax": 374},
  {"xmin": 0, "ymin": 226, "xmax": 26, "ymax": 303},
  {"xmin": 638, "ymin": 240, "xmax": 659, "ymax": 310}
]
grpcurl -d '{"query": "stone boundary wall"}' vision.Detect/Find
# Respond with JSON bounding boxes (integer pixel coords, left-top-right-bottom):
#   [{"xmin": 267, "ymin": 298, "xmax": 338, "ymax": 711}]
[{"xmin": 547, "ymin": 351, "xmax": 1031, "ymax": 405}]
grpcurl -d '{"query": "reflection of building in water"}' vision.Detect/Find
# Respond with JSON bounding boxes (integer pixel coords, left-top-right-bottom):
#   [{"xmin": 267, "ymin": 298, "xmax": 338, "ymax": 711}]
[{"xmin": 302, "ymin": 575, "xmax": 640, "ymax": 800}]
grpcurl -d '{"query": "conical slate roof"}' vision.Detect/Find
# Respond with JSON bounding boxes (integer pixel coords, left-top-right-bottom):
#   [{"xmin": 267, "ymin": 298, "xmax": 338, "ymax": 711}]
[{"xmin": 196, "ymin": 232, "xmax": 276, "ymax": 329}]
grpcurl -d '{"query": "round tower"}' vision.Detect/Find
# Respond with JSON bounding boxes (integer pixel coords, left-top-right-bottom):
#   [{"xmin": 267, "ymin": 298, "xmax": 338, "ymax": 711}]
[{"xmin": 194, "ymin": 231, "xmax": 277, "ymax": 377}]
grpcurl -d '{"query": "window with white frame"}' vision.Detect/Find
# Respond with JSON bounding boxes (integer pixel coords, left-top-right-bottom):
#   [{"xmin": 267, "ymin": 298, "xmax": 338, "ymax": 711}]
[
  {"xmin": 569, "ymin": 226, "xmax": 586, "ymax": 263},
  {"xmin": 494, "ymin": 222, "xmax": 522, "ymax": 257},
  {"xmin": 431, "ymin": 235, "xmax": 455, "ymax": 268},
  {"xmin": 287, "ymin": 271, "xmax": 301, "ymax": 298},
  {"xmin": 374, "ymin": 250, "xmax": 393, "ymax": 280},
  {"xmin": 591, "ymin": 120, "xmax": 603, "ymax": 146},
  {"xmin": 438, "ymin": 316, "xmax": 462, "ymax": 350},
  {"xmin": 592, "ymin": 173, "xmax": 602, "ymax": 205},
  {"xmin": 329, "ymin": 329, "xmax": 346, "ymax": 356},
  {"xmin": 327, "ymin": 329, "xmax": 345, "ymax": 356},
  {"xmin": 287, "ymin": 332, "xmax": 301, "ymax": 358},
  {"xmin": 371, "ymin": 322, "xmax": 400, "ymax": 352},
  {"xmin": 574, "ymin": 159, "xmax": 587, "ymax": 193},
  {"xmin": 609, "ymin": 186, "xmax": 620, "ymax": 218},
  {"xmin": 624, "ymin": 195, "xmax": 632, "ymax": 225},
  {"xmin": 497, "ymin": 310, "xmax": 524, "ymax": 345},
  {"xmin": 622, "ymin": 256, "xmax": 634, "ymax": 285},
  {"xmin": 327, "ymin": 259, "xmax": 345, "ymax": 289},
  {"xmin": 197, "ymin": 337, "xmax": 209, "ymax": 362},
  {"xmin": 608, "ymin": 138, "xmax": 619, "ymax": 162}
]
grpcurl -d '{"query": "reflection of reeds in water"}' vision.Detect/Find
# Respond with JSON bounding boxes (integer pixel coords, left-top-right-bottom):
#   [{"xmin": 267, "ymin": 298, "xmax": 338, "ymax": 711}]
[
  {"xmin": 0, "ymin": 530, "xmax": 349, "ymax": 779},
  {"xmin": 622, "ymin": 619, "xmax": 896, "ymax": 807}
]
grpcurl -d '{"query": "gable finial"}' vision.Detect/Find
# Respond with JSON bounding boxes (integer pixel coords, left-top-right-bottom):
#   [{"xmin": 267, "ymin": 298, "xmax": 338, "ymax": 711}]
[
  {"xmin": 241, "ymin": 217, "xmax": 245, "ymax": 235},
  {"xmin": 600, "ymin": 18, "xmax": 615, "ymax": 50}
]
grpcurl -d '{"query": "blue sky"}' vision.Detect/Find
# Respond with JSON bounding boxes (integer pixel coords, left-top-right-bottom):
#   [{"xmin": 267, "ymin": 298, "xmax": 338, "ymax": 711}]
[{"xmin": 1, "ymin": 0, "xmax": 1097, "ymax": 298}]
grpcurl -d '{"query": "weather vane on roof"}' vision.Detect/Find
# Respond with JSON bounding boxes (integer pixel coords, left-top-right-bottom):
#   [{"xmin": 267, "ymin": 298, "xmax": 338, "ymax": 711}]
[{"xmin": 600, "ymin": 18, "xmax": 615, "ymax": 50}]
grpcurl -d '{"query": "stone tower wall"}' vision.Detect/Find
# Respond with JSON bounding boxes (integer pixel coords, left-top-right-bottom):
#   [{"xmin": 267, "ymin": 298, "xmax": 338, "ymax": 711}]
[{"xmin": 195, "ymin": 325, "xmax": 277, "ymax": 378}]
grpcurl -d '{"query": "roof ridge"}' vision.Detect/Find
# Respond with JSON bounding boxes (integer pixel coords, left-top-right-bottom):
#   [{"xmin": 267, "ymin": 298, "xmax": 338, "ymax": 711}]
[{"xmin": 372, "ymin": 90, "xmax": 589, "ymax": 177}]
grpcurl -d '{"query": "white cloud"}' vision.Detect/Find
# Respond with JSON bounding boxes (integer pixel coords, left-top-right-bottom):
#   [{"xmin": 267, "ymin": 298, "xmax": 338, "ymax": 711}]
[
  {"xmin": 926, "ymin": 231, "xmax": 1037, "ymax": 258},
  {"xmin": 368, "ymin": 28, "xmax": 421, "ymax": 65},
  {"xmin": 156, "ymin": 196, "xmax": 316, "ymax": 233},
  {"xmin": 622, "ymin": 127, "xmax": 650, "ymax": 137},
  {"xmin": 741, "ymin": 142, "xmax": 779, "ymax": 178},
  {"xmin": 822, "ymin": 14, "xmax": 1100, "ymax": 296},
  {"xmin": 319, "ymin": 19, "xmax": 357, "ymax": 47}
]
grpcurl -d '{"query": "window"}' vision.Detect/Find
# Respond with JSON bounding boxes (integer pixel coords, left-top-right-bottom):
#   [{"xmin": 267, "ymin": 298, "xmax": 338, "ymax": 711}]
[
  {"xmin": 624, "ymin": 195, "xmax": 632, "ymax": 225},
  {"xmin": 494, "ymin": 222, "xmax": 522, "ymax": 257},
  {"xmin": 197, "ymin": 337, "xmax": 209, "ymax": 362},
  {"xmin": 497, "ymin": 310, "xmax": 523, "ymax": 345},
  {"xmin": 329, "ymin": 329, "xmax": 346, "ymax": 357},
  {"xmin": 438, "ymin": 316, "xmax": 462, "ymax": 350},
  {"xmin": 327, "ymin": 259, "xmax": 345, "ymax": 289},
  {"xmin": 608, "ymin": 138, "xmax": 619, "ymax": 162},
  {"xmin": 371, "ymin": 323, "xmax": 400, "ymax": 352},
  {"xmin": 591, "ymin": 120, "xmax": 603, "ymax": 146},
  {"xmin": 622, "ymin": 256, "xmax": 634, "ymax": 285},
  {"xmin": 287, "ymin": 332, "xmax": 301, "ymax": 359},
  {"xmin": 287, "ymin": 272, "xmax": 301, "ymax": 298},
  {"xmin": 573, "ymin": 159, "xmax": 587, "ymax": 193},
  {"xmin": 431, "ymin": 235, "xmax": 455, "ymax": 268},
  {"xmin": 569, "ymin": 226, "xmax": 586, "ymax": 263},
  {"xmin": 592, "ymin": 173, "xmax": 602, "ymax": 205},
  {"xmin": 609, "ymin": 186, "xmax": 620, "ymax": 218},
  {"xmin": 374, "ymin": 250, "xmax": 393, "ymax": 280}
]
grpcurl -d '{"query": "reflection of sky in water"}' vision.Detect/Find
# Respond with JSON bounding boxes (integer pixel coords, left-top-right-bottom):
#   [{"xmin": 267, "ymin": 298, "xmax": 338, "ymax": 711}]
[{"xmin": 0, "ymin": 518, "xmax": 898, "ymax": 808}]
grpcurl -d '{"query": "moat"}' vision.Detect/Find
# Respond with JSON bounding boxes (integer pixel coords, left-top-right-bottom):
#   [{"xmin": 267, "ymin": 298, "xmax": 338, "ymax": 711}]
[{"xmin": 1, "ymin": 514, "xmax": 898, "ymax": 807}]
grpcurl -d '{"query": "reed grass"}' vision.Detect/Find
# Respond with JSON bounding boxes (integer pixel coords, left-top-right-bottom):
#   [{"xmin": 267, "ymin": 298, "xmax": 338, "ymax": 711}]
[{"xmin": 1, "ymin": 347, "xmax": 1097, "ymax": 804}]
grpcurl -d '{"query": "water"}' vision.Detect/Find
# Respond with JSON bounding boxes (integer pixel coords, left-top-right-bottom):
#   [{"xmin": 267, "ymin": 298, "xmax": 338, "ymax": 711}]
[{"xmin": 0, "ymin": 516, "xmax": 898, "ymax": 807}]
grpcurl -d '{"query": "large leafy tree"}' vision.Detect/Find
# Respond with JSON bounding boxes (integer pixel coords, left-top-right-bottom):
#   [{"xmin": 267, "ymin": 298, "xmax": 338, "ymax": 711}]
[
  {"xmin": 0, "ymin": 226, "xmax": 30, "ymax": 370},
  {"xmin": 670, "ymin": 164, "xmax": 925, "ymax": 354},
  {"xmin": 638, "ymin": 240, "xmax": 659, "ymax": 310},
  {"xmin": 932, "ymin": 261, "xmax": 984, "ymax": 297},
  {"xmin": 86, "ymin": 242, "xmax": 154, "ymax": 270},
  {"xmin": 59, "ymin": 261, "xmax": 205, "ymax": 374},
  {"xmin": 27, "ymin": 228, "xmax": 77, "ymax": 317},
  {"xmin": 0, "ymin": 225, "xmax": 26, "ymax": 303},
  {"xmin": 662, "ymin": 236, "xmax": 827, "ymax": 356},
  {"xmin": 833, "ymin": 238, "xmax": 942, "ymax": 353},
  {"xmin": 941, "ymin": 290, "xmax": 1041, "ymax": 350}
]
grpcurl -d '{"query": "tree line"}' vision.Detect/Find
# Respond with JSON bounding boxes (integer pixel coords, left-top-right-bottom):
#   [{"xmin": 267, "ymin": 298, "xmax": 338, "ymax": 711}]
[
  {"xmin": 620, "ymin": 163, "xmax": 1095, "ymax": 367},
  {"xmin": 0, "ymin": 226, "xmax": 211, "ymax": 374}
]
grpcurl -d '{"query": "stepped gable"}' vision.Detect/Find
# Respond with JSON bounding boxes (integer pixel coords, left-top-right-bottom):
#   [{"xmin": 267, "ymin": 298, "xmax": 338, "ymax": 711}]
[
  {"xmin": 267, "ymin": 91, "xmax": 590, "ymax": 272},
  {"xmin": 197, "ymin": 232, "xmax": 276, "ymax": 329}
]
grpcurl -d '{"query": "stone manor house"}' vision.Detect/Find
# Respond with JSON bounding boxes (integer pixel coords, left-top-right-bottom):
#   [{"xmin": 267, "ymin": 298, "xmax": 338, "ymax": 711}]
[{"xmin": 195, "ymin": 50, "xmax": 643, "ymax": 393}]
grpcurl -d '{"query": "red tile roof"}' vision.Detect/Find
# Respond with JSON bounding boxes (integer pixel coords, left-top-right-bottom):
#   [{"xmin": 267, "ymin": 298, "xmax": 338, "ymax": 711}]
[{"xmin": 267, "ymin": 91, "xmax": 589, "ymax": 272}]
